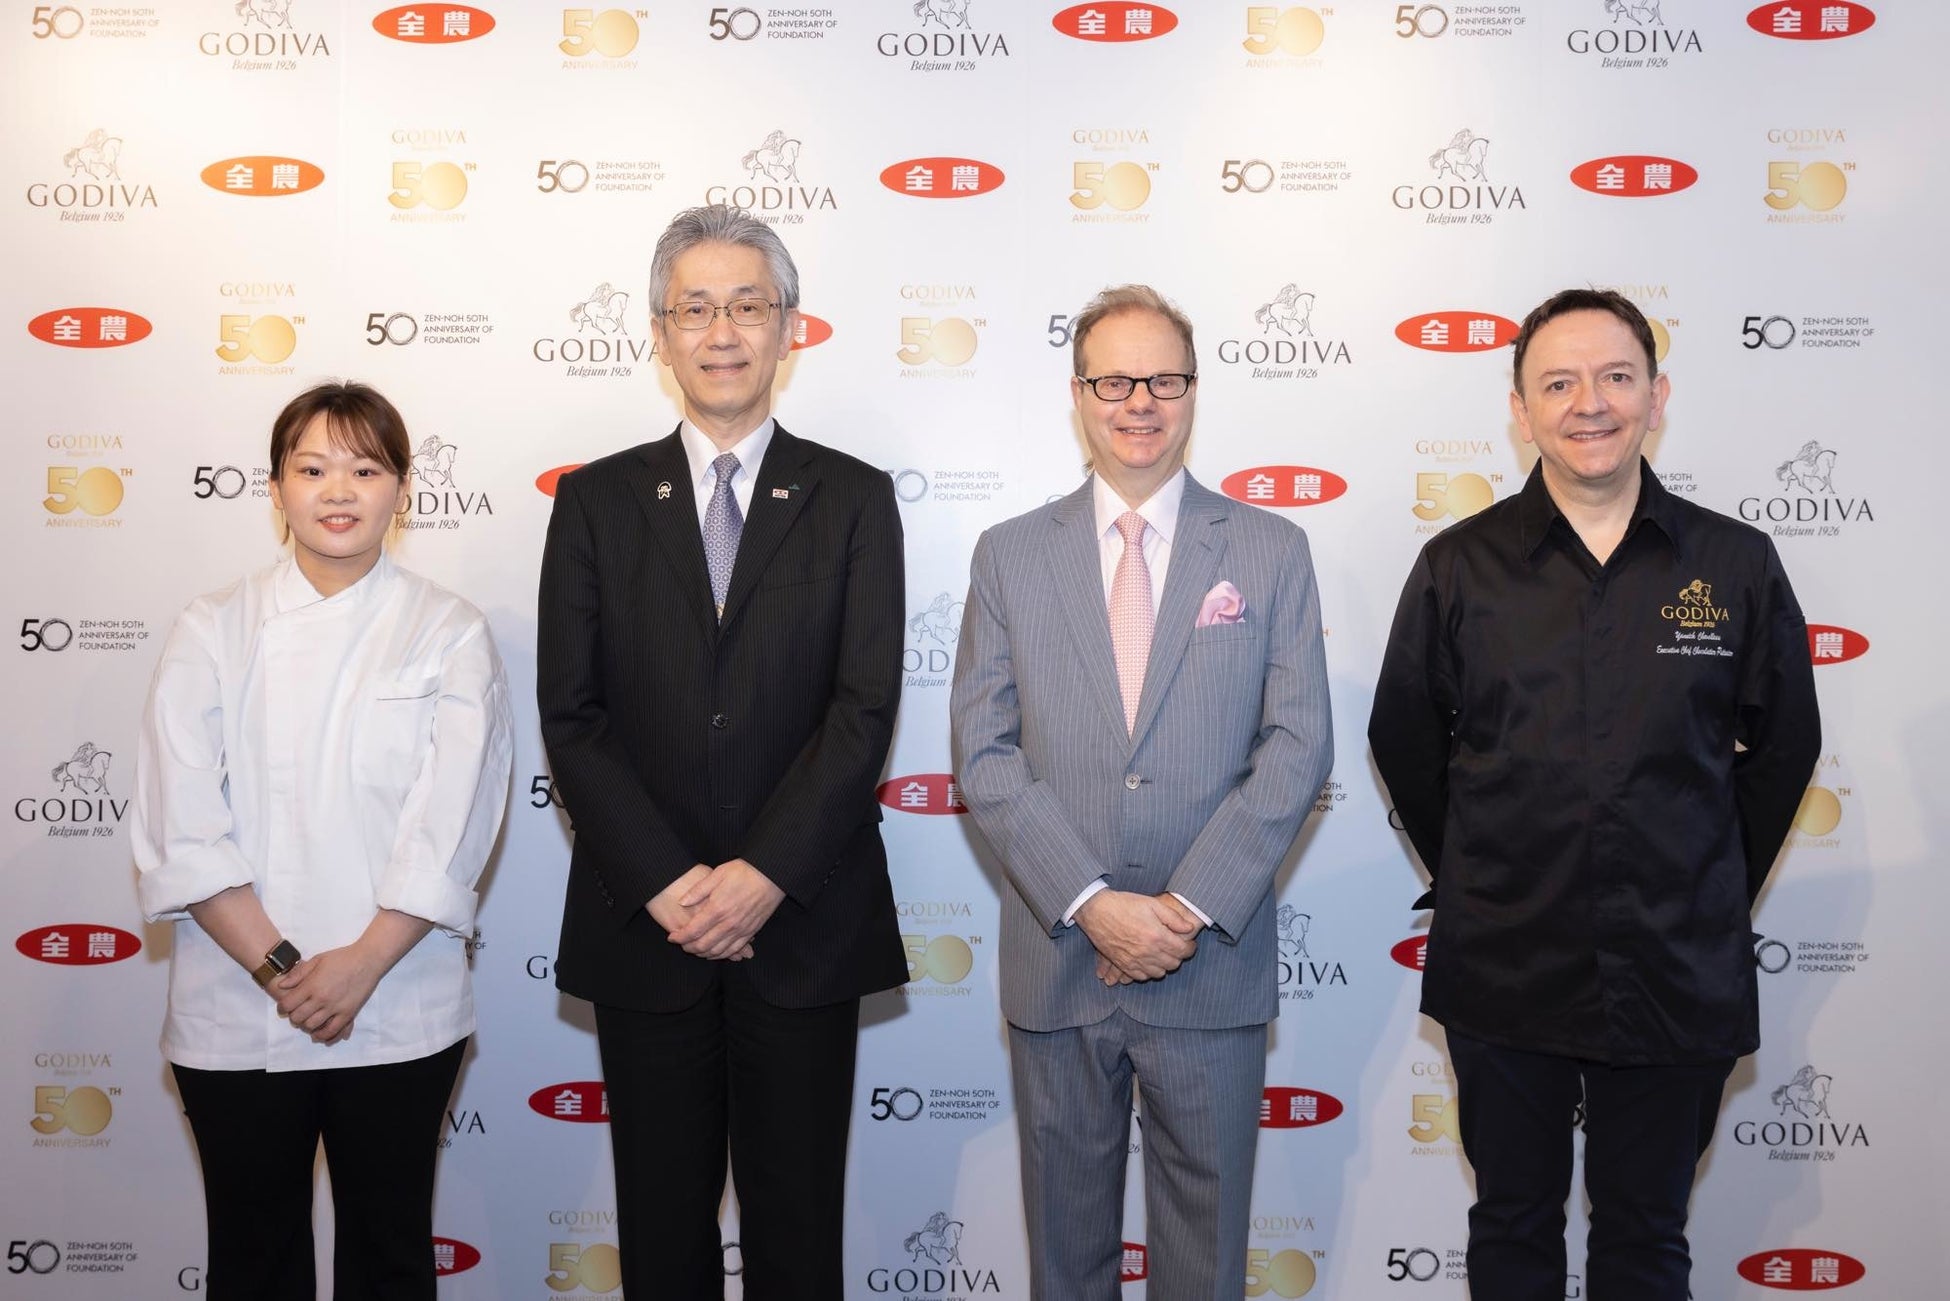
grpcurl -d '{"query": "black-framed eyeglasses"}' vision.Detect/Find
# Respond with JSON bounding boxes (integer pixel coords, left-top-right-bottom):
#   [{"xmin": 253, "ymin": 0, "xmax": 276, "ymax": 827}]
[
  {"xmin": 664, "ymin": 299, "xmax": 781, "ymax": 330},
  {"xmin": 1075, "ymin": 372, "xmax": 1197, "ymax": 401}
]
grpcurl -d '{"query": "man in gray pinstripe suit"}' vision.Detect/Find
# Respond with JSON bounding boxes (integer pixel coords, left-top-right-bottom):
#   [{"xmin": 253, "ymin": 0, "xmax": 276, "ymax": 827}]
[{"xmin": 951, "ymin": 284, "xmax": 1333, "ymax": 1300}]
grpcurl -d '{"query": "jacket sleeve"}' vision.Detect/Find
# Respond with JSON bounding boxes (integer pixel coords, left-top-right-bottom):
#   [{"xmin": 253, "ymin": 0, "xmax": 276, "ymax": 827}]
[
  {"xmin": 372, "ymin": 617, "xmax": 514, "ymax": 934},
  {"xmin": 950, "ymin": 529, "xmax": 1113, "ymax": 934},
  {"xmin": 1734, "ymin": 538, "xmax": 1822, "ymax": 901},
  {"xmin": 1368, "ymin": 547, "xmax": 1457, "ymax": 909},
  {"xmin": 1164, "ymin": 526, "xmax": 1334, "ymax": 942},
  {"xmin": 537, "ymin": 469, "xmax": 703, "ymax": 924},
  {"xmin": 738, "ymin": 468, "xmax": 906, "ymax": 906},
  {"xmin": 133, "ymin": 603, "xmax": 257, "ymax": 921}
]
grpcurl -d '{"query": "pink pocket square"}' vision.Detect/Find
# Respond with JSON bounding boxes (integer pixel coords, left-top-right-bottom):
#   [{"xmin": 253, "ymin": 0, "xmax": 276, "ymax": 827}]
[{"xmin": 1196, "ymin": 581, "xmax": 1247, "ymax": 627}]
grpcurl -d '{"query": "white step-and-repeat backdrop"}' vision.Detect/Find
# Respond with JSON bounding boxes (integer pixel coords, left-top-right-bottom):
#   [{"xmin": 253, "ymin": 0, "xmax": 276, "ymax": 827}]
[{"xmin": 5, "ymin": 1, "xmax": 1942, "ymax": 1296}]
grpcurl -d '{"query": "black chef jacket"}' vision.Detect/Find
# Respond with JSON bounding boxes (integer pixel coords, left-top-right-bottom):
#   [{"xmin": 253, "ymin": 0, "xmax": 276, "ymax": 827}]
[{"xmin": 1369, "ymin": 459, "xmax": 1820, "ymax": 1065}]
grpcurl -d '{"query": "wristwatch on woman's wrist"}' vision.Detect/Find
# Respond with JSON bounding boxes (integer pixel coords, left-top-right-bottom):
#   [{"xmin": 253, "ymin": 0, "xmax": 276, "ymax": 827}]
[{"xmin": 251, "ymin": 939, "xmax": 301, "ymax": 988}]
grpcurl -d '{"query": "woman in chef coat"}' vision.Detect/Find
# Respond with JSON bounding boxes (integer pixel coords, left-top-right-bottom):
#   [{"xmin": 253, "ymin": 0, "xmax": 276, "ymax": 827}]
[{"xmin": 134, "ymin": 381, "xmax": 513, "ymax": 1299}]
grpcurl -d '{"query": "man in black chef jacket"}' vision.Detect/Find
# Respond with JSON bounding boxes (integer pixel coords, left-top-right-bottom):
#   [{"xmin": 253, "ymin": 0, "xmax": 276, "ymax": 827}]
[{"xmin": 1368, "ymin": 288, "xmax": 1821, "ymax": 1301}]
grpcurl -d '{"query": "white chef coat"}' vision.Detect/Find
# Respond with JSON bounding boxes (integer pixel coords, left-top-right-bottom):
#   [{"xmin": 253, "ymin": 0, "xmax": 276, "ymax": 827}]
[{"xmin": 134, "ymin": 553, "xmax": 513, "ymax": 1072}]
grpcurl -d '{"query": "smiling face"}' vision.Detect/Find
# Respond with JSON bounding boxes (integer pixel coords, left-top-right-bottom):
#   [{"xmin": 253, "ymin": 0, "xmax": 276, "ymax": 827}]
[
  {"xmin": 268, "ymin": 412, "xmax": 409, "ymax": 596},
  {"xmin": 1073, "ymin": 308, "xmax": 1197, "ymax": 507},
  {"xmin": 651, "ymin": 240, "xmax": 795, "ymax": 447},
  {"xmin": 1510, "ymin": 308, "xmax": 1670, "ymax": 504}
]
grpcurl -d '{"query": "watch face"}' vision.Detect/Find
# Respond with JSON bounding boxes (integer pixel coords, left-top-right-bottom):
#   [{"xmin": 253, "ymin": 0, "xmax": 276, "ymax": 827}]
[{"xmin": 269, "ymin": 940, "xmax": 300, "ymax": 970}]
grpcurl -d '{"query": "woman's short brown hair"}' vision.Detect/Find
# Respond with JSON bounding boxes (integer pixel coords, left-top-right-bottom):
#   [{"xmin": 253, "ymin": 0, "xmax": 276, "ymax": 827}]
[{"xmin": 268, "ymin": 381, "xmax": 412, "ymax": 480}]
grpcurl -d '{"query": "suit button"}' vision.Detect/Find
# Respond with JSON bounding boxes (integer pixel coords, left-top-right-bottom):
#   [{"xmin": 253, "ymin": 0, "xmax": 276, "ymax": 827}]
[
  {"xmin": 1125, "ymin": 773, "xmax": 1141, "ymax": 790},
  {"xmin": 711, "ymin": 713, "xmax": 729, "ymax": 729}
]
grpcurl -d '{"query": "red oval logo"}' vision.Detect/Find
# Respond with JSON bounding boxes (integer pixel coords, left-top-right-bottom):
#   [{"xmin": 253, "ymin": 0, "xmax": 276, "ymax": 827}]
[
  {"xmin": 535, "ymin": 464, "xmax": 583, "ymax": 498},
  {"xmin": 1052, "ymin": 3, "xmax": 1179, "ymax": 41},
  {"xmin": 1736, "ymin": 1248, "xmax": 1867, "ymax": 1288},
  {"xmin": 1260, "ymin": 1086, "xmax": 1344, "ymax": 1129},
  {"xmin": 1395, "ymin": 312, "xmax": 1521, "ymax": 353},
  {"xmin": 1219, "ymin": 466, "xmax": 1349, "ymax": 508},
  {"xmin": 1570, "ymin": 156, "xmax": 1699, "ymax": 198},
  {"xmin": 199, "ymin": 157, "xmax": 326, "ymax": 198},
  {"xmin": 1120, "ymin": 1242, "xmax": 1148, "ymax": 1282},
  {"xmin": 877, "ymin": 774, "xmax": 968, "ymax": 816},
  {"xmin": 15, "ymin": 925, "xmax": 141, "ymax": 965},
  {"xmin": 527, "ymin": 1081, "xmax": 608, "ymax": 1122},
  {"xmin": 431, "ymin": 1238, "xmax": 482, "ymax": 1275},
  {"xmin": 791, "ymin": 313, "xmax": 834, "ymax": 351},
  {"xmin": 1390, "ymin": 936, "xmax": 1428, "ymax": 972},
  {"xmin": 373, "ymin": 6, "xmax": 496, "ymax": 42},
  {"xmin": 1807, "ymin": 624, "xmax": 1869, "ymax": 665},
  {"xmin": 28, "ymin": 308, "xmax": 152, "ymax": 349},
  {"xmin": 878, "ymin": 157, "xmax": 1006, "ymax": 199},
  {"xmin": 1747, "ymin": 2, "xmax": 1874, "ymax": 39}
]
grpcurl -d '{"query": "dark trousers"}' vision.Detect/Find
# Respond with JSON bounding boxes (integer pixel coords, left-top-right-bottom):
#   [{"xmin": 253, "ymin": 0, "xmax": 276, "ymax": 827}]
[
  {"xmin": 596, "ymin": 962, "xmax": 860, "ymax": 1301},
  {"xmin": 171, "ymin": 1039, "xmax": 465, "ymax": 1301},
  {"xmin": 1447, "ymin": 1029, "xmax": 1733, "ymax": 1301}
]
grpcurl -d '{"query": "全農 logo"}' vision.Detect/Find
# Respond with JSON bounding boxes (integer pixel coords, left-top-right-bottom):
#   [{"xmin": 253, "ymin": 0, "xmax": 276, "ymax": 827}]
[
  {"xmin": 1806, "ymin": 625, "xmax": 1868, "ymax": 665},
  {"xmin": 1747, "ymin": 2, "xmax": 1873, "ymax": 39},
  {"xmin": 16, "ymin": 925, "xmax": 140, "ymax": 964},
  {"xmin": 1219, "ymin": 466, "xmax": 1349, "ymax": 508},
  {"xmin": 1570, "ymin": 155, "xmax": 1698, "ymax": 196},
  {"xmin": 199, "ymin": 156, "xmax": 326, "ymax": 197},
  {"xmin": 877, "ymin": 774, "xmax": 968, "ymax": 815},
  {"xmin": 1260, "ymin": 1086, "xmax": 1344, "ymax": 1128},
  {"xmin": 1052, "ymin": 3, "xmax": 1178, "ymax": 41},
  {"xmin": 527, "ymin": 1081, "xmax": 607, "ymax": 1121},
  {"xmin": 878, "ymin": 157, "xmax": 1006, "ymax": 198},
  {"xmin": 29, "ymin": 308, "xmax": 151, "ymax": 348},
  {"xmin": 373, "ymin": 6, "xmax": 495, "ymax": 42},
  {"xmin": 1736, "ymin": 1248, "xmax": 1865, "ymax": 1289},
  {"xmin": 430, "ymin": 1237, "xmax": 482, "ymax": 1274},
  {"xmin": 1394, "ymin": 312, "xmax": 1519, "ymax": 352},
  {"xmin": 792, "ymin": 314, "xmax": 833, "ymax": 350}
]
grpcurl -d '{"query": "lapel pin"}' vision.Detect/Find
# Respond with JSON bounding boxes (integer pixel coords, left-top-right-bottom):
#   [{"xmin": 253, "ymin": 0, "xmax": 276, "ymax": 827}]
[
  {"xmin": 657, "ymin": 481, "xmax": 672, "ymax": 500},
  {"xmin": 772, "ymin": 487, "xmax": 791, "ymax": 499}
]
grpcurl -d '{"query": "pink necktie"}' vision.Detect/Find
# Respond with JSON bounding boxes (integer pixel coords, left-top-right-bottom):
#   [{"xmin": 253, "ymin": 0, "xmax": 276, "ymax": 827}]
[{"xmin": 1110, "ymin": 511, "xmax": 1153, "ymax": 734}]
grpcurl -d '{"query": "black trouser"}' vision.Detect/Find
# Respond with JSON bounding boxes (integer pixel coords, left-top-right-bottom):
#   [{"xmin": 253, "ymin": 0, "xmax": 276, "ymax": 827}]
[
  {"xmin": 1447, "ymin": 1029, "xmax": 1733, "ymax": 1301},
  {"xmin": 172, "ymin": 1038, "xmax": 466, "ymax": 1301},
  {"xmin": 596, "ymin": 962, "xmax": 861, "ymax": 1301}
]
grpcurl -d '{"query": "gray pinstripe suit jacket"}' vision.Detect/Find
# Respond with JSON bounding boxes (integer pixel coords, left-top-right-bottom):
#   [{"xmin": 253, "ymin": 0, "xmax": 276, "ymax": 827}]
[{"xmin": 951, "ymin": 473, "xmax": 1333, "ymax": 1033}]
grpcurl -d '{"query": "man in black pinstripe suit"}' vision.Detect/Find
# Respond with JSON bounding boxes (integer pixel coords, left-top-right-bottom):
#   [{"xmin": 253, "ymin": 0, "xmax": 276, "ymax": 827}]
[{"xmin": 538, "ymin": 204, "xmax": 907, "ymax": 1300}]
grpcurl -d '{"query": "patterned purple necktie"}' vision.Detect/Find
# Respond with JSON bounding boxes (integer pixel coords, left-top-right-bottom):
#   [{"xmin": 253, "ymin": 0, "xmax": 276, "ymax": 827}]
[{"xmin": 703, "ymin": 452, "xmax": 742, "ymax": 620}]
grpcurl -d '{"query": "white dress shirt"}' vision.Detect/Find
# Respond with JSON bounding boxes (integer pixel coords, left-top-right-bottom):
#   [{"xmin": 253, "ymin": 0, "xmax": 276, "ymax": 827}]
[
  {"xmin": 134, "ymin": 553, "xmax": 513, "ymax": 1072},
  {"xmin": 679, "ymin": 417, "xmax": 776, "ymax": 529},
  {"xmin": 1066, "ymin": 470, "xmax": 1212, "ymax": 929}
]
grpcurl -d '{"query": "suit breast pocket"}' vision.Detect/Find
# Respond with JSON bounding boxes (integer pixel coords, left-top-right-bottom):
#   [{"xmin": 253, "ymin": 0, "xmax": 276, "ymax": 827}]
[
  {"xmin": 355, "ymin": 674, "xmax": 439, "ymax": 793},
  {"xmin": 1187, "ymin": 622, "xmax": 1260, "ymax": 648}
]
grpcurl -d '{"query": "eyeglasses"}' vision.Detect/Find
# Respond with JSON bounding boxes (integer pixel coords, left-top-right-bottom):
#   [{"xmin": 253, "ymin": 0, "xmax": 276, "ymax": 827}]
[
  {"xmin": 664, "ymin": 299, "xmax": 781, "ymax": 330},
  {"xmin": 1075, "ymin": 372, "xmax": 1196, "ymax": 401}
]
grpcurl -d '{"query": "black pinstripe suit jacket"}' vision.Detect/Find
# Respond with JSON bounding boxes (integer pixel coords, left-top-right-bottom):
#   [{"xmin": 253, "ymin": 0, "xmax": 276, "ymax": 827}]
[{"xmin": 538, "ymin": 425, "xmax": 908, "ymax": 1011}]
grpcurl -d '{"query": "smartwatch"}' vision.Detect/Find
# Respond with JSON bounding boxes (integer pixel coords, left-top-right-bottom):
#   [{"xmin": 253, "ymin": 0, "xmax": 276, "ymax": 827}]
[{"xmin": 251, "ymin": 939, "xmax": 301, "ymax": 988}]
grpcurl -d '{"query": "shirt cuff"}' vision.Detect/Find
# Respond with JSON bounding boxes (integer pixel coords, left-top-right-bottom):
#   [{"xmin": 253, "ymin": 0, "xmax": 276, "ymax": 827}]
[
  {"xmin": 1169, "ymin": 891, "xmax": 1213, "ymax": 929},
  {"xmin": 136, "ymin": 840, "xmax": 256, "ymax": 923},
  {"xmin": 374, "ymin": 868, "xmax": 479, "ymax": 936},
  {"xmin": 1062, "ymin": 877, "xmax": 1111, "ymax": 926}
]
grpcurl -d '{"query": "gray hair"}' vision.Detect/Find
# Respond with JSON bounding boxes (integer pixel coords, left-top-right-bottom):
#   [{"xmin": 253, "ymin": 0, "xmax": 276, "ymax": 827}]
[
  {"xmin": 647, "ymin": 204, "xmax": 801, "ymax": 317},
  {"xmin": 1071, "ymin": 284, "xmax": 1196, "ymax": 376}
]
